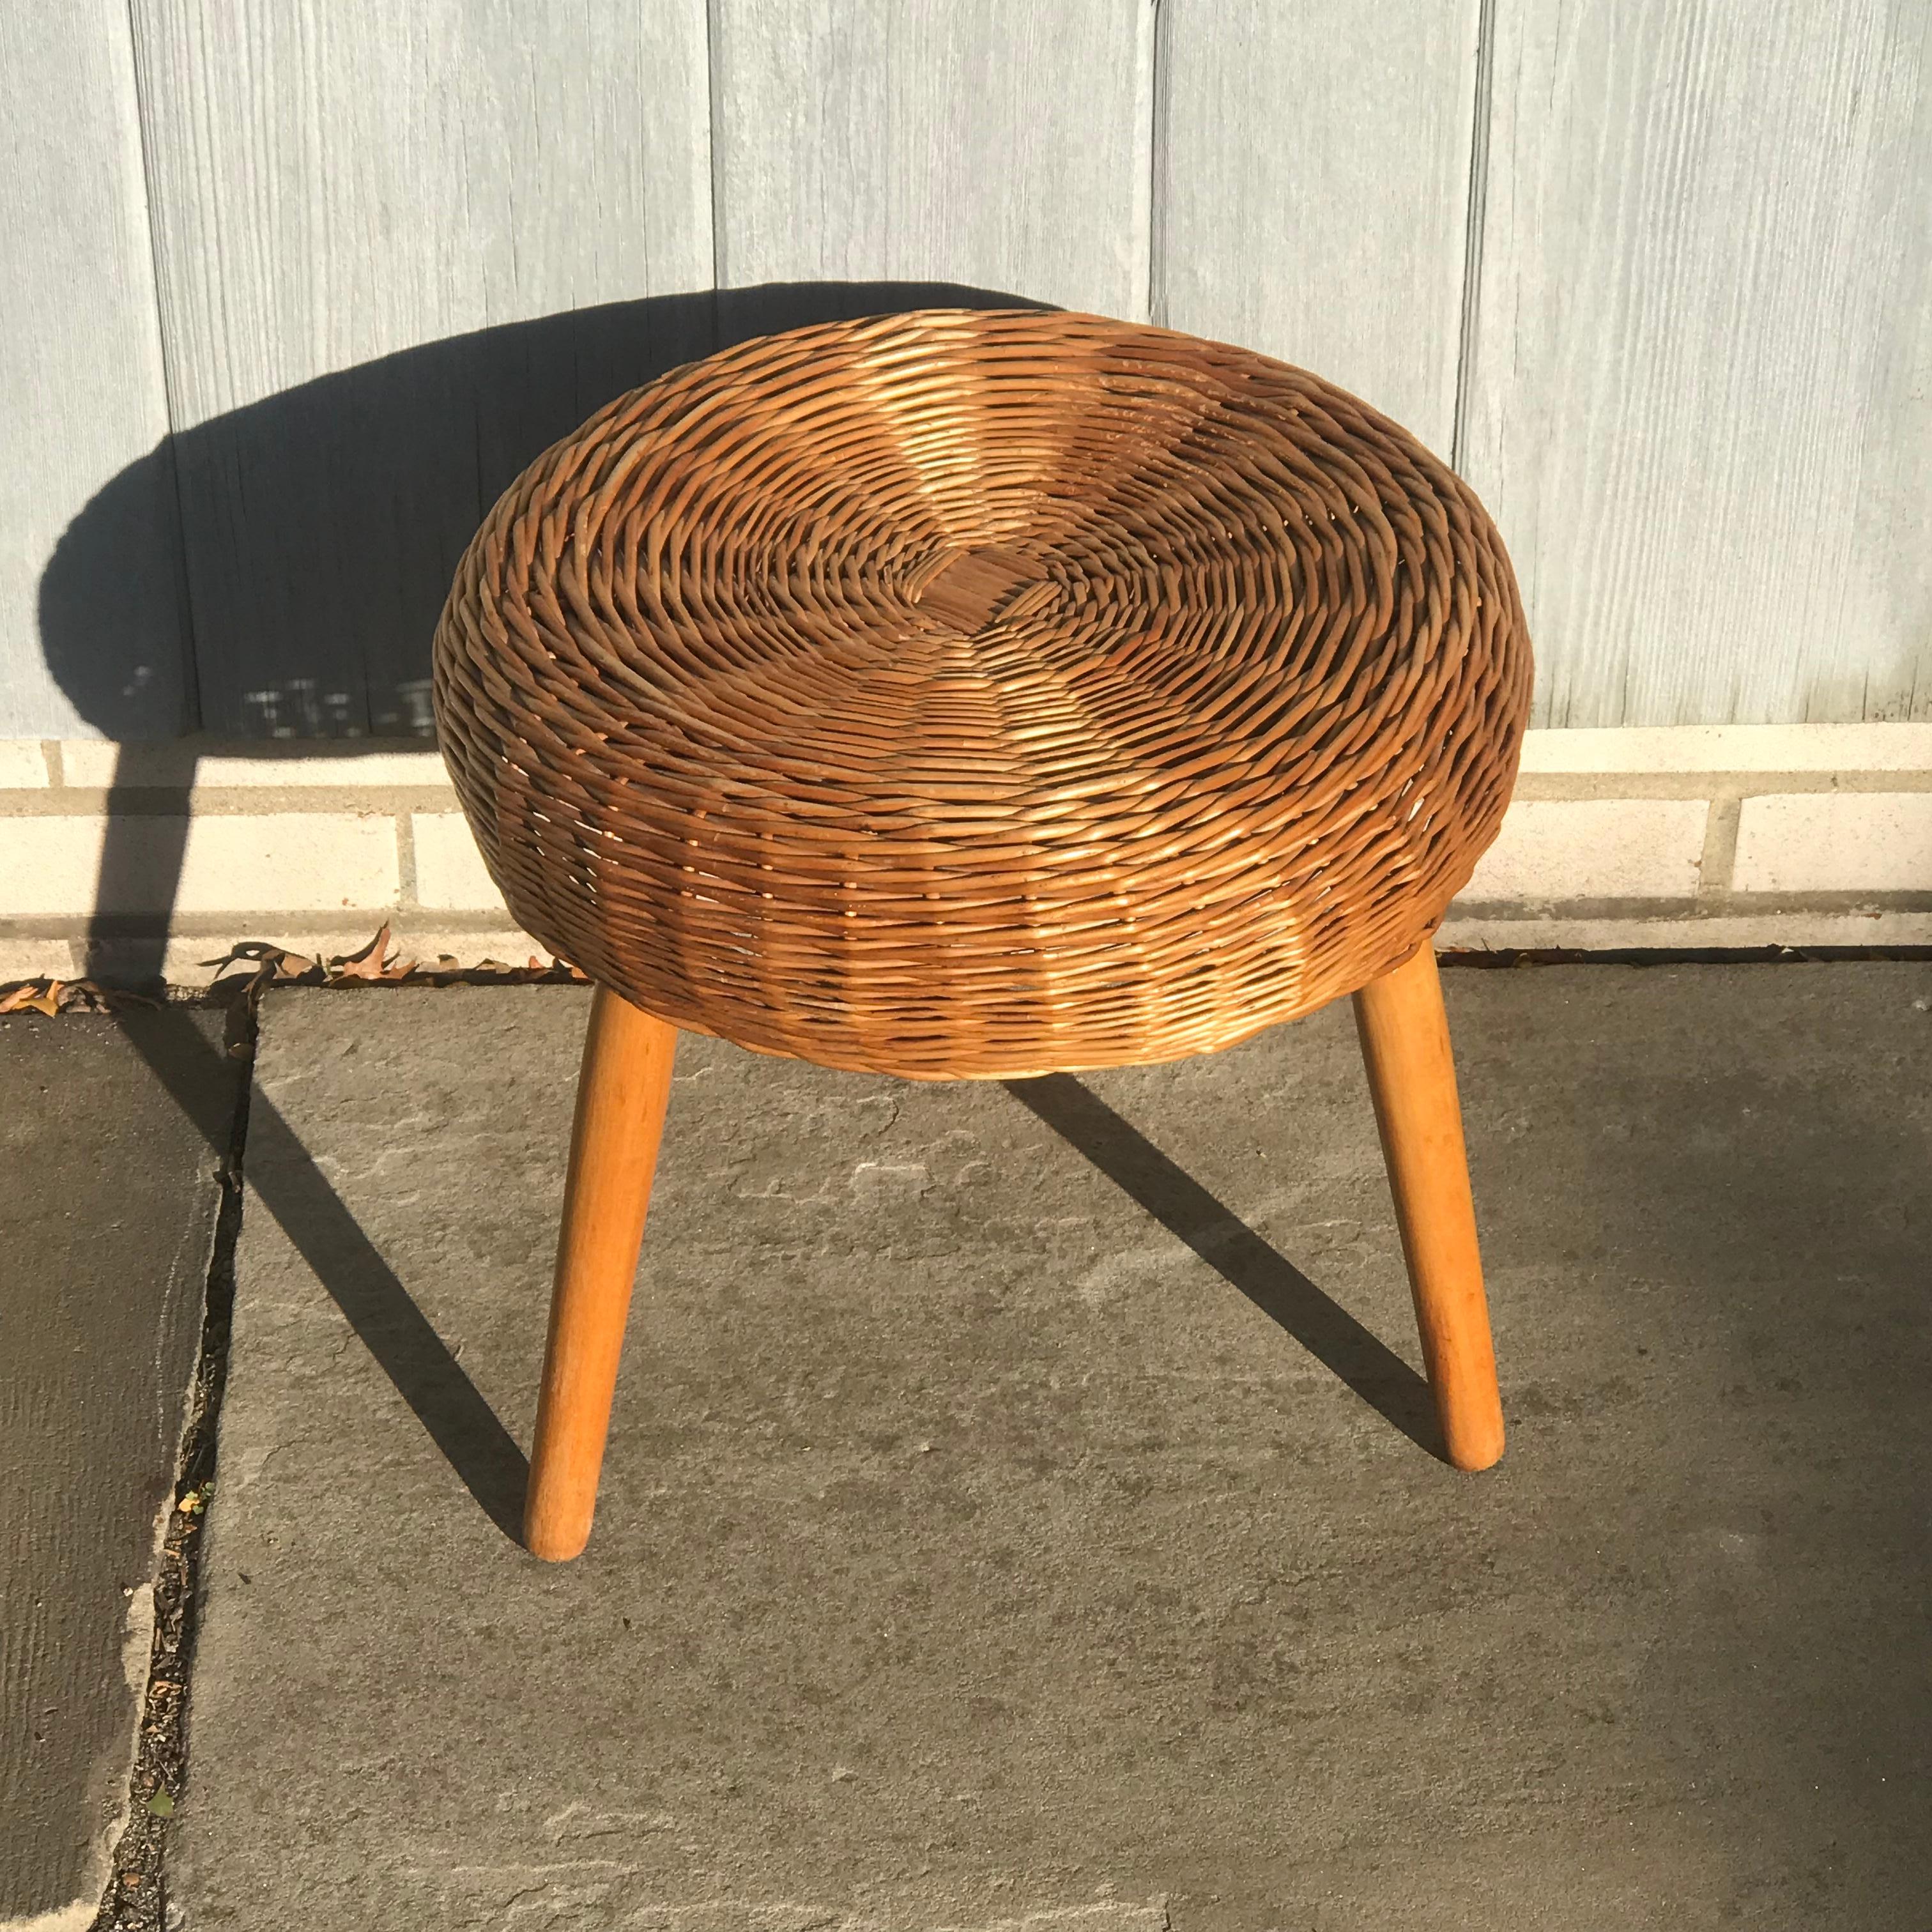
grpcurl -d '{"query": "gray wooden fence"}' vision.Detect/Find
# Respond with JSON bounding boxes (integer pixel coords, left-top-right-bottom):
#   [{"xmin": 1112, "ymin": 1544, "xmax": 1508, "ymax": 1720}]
[{"xmin": 3, "ymin": 0, "xmax": 1928, "ymax": 740}]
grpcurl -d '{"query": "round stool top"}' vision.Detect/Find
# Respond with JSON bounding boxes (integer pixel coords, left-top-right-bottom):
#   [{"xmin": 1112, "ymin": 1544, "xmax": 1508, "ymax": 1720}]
[{"xmin": 434, "ymin": 309, "xmax": 1530, "ymax": 1079}]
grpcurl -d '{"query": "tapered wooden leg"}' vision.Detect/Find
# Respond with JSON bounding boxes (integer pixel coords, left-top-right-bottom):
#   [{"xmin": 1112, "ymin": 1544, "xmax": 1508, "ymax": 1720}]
[
  {"xmin": 1351, "ymin": 942, "xmax": 1505, "ymax": 1471},
  {"xmin": 525, "ymin": 986, "xmax": 678, "ymax": 1560}
]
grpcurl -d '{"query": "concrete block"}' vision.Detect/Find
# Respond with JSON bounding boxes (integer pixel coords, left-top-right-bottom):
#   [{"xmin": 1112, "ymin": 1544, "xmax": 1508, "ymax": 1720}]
[
  {"xmin": 174, "ymin": 969, "xmax": 1932, "ymax": 1927},
  {"xmin": 1440, "ymin": 910, "xmax": 1932, "ymax": 954},
  {"xmin": 60, "ymin": 739, "xmax": 448, "ymax": 789},
  {"xmin": 0, "ymin": 939, "xmax": 75, "ymax": 982},
  {"xmin": 1, "ymin": 1009, "xmax": 238, "ymax": 1924},
  {"xmin": 0, "ymin": 740, "xmax": 51, "ymax": 787},
  {"xmin": 390, "ymin": 926, "xmax": 552, "ymax": 968},
  {"xmin": 0, "ymin": 814, "xmax": 399, "ymax": 917},
  {"xmin": 1457, "ymin": 799, "xmax": 1709, "ymax": 903},
  {"xmin": 1517, "ymin": 722, "xmax": 1932, "ymax": 773},
  {"xmin": 410, "ymin": 813, "xmax": 507, "ymax": 912},
  {"xmin": 1733, "ymin": 793, "xmax": 1932, "ymax": 895}
]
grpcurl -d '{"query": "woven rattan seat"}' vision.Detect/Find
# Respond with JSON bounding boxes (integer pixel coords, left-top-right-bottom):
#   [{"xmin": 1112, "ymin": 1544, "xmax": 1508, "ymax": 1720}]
[
  {"xmin": 434, "ymin": 309, "xmax": 1529, "ymax": 1082},
  {"xmin": 433, "ymin": 309, "xmax": 1533, "ymax": 1558}
]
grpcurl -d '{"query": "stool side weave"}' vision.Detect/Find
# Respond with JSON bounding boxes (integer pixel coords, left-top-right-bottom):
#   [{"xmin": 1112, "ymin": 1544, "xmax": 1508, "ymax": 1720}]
[{"xmin": 433, "ymin": 309, "xmax": 1531, "ymax": 1079}]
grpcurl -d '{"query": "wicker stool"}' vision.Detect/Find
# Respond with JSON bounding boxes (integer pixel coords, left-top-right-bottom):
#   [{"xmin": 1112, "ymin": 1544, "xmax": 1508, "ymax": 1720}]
[{"xmin": 433, "ymin": 310, "xmax": 1531, "ymax": 1560}]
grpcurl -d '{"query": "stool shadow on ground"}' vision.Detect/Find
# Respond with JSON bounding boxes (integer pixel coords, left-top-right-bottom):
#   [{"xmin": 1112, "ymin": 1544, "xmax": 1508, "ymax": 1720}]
[
  {"xmin": 1005, "ymin": 1073, "xmax": 1445, "ymax": 1458},
  {"xmin": 125, "ymin": 1004, "xmax": 530, "ymax": 1541}
]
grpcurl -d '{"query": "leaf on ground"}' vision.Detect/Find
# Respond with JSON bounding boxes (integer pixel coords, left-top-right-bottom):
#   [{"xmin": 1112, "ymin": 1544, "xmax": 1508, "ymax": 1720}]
[
  {"xmin": 0, "ymin": 980, "xmax": 63, "ymax": 1015},
  {"xmin": 323, "ymin": 923, "xmax": 418, "ymax": 981},
  {"xmin": 146, "ymin": 1788, "xmax": 175, "ymax": 1818},
  {"xmin": 200, "ymin": 940, "xmax": 323, "ymax": 988},
  {"xmin": 330, "ymin": 923, "xmax": 396, "ymax": 980},
  {"xmin": 0, "ymin": 977, "xmax": 144, "ymax": 1014},
  {"xmin": 63, "ymin": 978, "xmax": 161, "ymax": 1013}
]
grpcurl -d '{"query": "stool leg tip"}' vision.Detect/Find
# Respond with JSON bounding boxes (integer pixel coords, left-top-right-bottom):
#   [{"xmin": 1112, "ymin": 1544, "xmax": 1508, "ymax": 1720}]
[
  {"xmin": 523, "ymin": 1497, "xmax": 594, "ymax": 1562},
  {"xmin": 1443, "ymin": 1417, "xmax": 1506, "ymax": 1473}
]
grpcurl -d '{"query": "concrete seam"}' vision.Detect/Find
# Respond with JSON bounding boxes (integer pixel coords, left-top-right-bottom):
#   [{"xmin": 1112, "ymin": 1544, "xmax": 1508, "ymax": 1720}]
[
  {"xmin": 394, "ymin": 812, "xmax": 420, "ymax": 912},
  {"xmin": 1697, "ymin": 792, "xmax": 1744, "ymax": 907},
  {"xmin": 79, "ymin": 1001, "xmax": 254, "ymax": 1919},
  {"xmin": 1448, "ymin": 888, "xmax": 1932, "ymax": 921}
]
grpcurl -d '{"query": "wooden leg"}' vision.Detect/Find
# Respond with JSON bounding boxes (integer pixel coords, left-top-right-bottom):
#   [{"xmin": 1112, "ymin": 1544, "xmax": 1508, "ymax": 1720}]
[
  {"xmin": 525, "ymin": 986, "xmax": 678, "ymax": 1560},
  {"xmin": 1351, "ymin": 942, "xmax": 1505, "ymax": 1471}
]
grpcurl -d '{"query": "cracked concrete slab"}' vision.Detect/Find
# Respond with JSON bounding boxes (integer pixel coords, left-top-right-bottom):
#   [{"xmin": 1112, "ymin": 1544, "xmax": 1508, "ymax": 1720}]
[
  {"xmin": 1, "ymin": 1009, "xmax": 236, "ymax": 1929},
  {"xmin": 176, "ymin": 968, "xmax": 1931, "ymax": 1928}
]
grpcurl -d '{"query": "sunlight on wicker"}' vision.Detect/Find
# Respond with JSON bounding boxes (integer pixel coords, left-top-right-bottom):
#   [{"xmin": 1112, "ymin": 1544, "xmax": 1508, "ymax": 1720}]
[{"xmin": 433, "ymin": 309, "xmax": 1530, "ymax": 1079}]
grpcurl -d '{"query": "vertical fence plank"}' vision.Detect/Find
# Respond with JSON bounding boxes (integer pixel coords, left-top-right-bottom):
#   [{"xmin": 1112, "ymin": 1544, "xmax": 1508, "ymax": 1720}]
[
  {"xmin": 1156, "ymin": 0, "xmax": 1482, "ymax": 457},
  {"xmin": 1, "ymin": 5, "xmax": 185, "ymax": 739},
  {"xmin": 712, "ymin": 0, "xmax": 1153, "ymax": 320},
  {"xmin": 130, "ymin": 0, "xmax": 713, "ymax": 737},
  {"xmin": 1466, "ymin": 0, "xmax": 1932, "ymax": 726}
]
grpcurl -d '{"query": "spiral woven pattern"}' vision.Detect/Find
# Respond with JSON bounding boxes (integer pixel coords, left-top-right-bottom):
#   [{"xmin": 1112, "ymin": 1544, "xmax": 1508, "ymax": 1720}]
[{"xmin": 434, "ymin": 309, "xmax": 1530, "ymax": 1079}]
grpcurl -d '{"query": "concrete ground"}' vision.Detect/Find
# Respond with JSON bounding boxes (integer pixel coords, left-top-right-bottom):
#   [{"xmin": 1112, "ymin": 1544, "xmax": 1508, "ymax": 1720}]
[
  {"xmin": 0, "ymin": 1009, "xmax": 237, "ymax": 1929},
  {"xmin": 167, "ymin": 965, "xmax": 1931, "ymax": 1929}
]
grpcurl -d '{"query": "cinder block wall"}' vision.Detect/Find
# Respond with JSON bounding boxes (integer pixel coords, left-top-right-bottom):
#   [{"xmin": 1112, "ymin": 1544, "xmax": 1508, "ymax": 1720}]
[
  {"xmin": 4, "ymin": 725, "xmax": 1928, "ymax": 987},
  {"xmin": 7, "ymin": 9, "xmax": 1929, "ymax": 984}
]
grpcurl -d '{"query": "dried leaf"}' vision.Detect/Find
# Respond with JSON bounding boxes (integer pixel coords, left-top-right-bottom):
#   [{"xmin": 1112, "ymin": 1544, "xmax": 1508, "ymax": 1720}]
[
  {"xmin": 201, "ymin": 940, "xmax": 314, "ymax": 987},
  {"xmin": 330, "ymin": 923, "xmax": 395, "ymax": 980},
  {"xmin": 58, "ymin": 977, "xmax": 158, "ymax": 1013},
  {"xmin": 200, "ymin": 942, "xmax": 264, "ymax": 972},
  {"xmin": 0, "ymin": 980, "xmax": 63, "ymax": 1016}
]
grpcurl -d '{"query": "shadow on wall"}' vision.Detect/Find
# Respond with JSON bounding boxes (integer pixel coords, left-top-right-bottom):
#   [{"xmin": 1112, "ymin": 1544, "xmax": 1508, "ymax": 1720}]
[{"xmin": 41, "ymin": 281, "xmax": 1045, "ymax": 741}]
